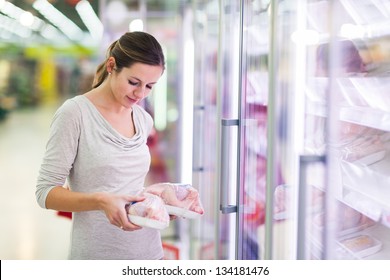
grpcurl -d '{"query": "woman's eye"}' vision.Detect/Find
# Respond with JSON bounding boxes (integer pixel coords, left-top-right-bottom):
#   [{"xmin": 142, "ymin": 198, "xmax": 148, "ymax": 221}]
[
  {"xmin": 146, "ymin": 85, "xmax": 153, "ymax": 90},
  {"xmin": 128, "ymin": 80, "xmax": 138, "ymax": 86}
]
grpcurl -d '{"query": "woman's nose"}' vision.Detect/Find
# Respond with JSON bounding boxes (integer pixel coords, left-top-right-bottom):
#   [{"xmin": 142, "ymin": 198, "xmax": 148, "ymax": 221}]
[{"xmin": 134, "ymin": 87, "xmax": 145, "ymax": 99}]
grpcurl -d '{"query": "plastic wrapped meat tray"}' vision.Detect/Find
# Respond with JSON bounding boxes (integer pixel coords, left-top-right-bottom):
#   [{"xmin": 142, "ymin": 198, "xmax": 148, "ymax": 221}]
[
  {"xmin": 338, "ymin": 234, "xmax": 382, "ymax": 259},
  {"xmin": 146, "ymin": 183, "xmax": 204, "ymax": 219},
  {"xmin": 127, "ymin": 193, "xmax": 170, "ymax": 230}
]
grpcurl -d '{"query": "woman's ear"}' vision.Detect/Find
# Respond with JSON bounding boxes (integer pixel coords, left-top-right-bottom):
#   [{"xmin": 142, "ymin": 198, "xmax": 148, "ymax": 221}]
[{"xmin": 106, "ymin": 57, "xmax": 116, "ymax": 74}]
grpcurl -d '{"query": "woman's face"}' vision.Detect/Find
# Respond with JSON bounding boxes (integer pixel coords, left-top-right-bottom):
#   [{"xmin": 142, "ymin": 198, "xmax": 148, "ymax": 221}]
[{"xmin": 109, "ymin": 62, "xmax": 163, "ymax": 108}]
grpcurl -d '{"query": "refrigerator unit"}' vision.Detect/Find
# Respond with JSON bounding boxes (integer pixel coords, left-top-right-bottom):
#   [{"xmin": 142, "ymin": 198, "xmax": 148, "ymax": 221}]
[{"xmin": 189, "ymin": 0, "xmax": 390, "ymax": 260}]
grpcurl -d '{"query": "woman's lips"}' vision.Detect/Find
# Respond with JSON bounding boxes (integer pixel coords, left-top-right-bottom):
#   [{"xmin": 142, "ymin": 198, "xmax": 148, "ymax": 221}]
[{"xmin": 127, "ymin": 96, "xmax": 138, "ymax": 103}]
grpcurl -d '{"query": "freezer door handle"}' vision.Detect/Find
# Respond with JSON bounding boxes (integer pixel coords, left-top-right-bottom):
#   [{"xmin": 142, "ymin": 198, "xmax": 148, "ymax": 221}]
[
  {"xmin": 297, "ymin": 154, "xmax": 326, "ymax": 259},
  {"xmin": 220, "ymin": 118, "xmax": 239, "ymax": 214}
]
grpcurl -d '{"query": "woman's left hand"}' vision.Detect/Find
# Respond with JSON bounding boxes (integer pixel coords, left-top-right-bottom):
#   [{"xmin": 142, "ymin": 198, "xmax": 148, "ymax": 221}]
[{"xmin": 98, "ymin": 192, "xmax": 145, "ymax": 231}]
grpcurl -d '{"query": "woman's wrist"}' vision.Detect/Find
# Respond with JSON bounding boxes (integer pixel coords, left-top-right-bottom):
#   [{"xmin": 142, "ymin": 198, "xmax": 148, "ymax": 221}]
[{"xmin": 94, "ymin": 192, "xmax": 109, "ymax": 210}]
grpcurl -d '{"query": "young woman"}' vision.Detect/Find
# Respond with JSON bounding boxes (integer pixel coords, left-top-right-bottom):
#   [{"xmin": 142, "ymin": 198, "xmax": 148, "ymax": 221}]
[{"xmin": 36, "ymin": 31, "xmax": 166, "ymax": 259}]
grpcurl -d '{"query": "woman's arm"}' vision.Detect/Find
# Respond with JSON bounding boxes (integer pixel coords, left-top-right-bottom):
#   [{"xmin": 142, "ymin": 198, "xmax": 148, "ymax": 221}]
[{"xmin": 46, "ymin": 186, "xmax": 145, "ymax": 230}]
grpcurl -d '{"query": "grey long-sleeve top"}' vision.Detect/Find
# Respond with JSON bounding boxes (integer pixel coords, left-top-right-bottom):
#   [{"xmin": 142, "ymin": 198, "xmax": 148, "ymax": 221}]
[{"xmin": 36, "ymin": 95, "xmax": 163, "ymax": 260}]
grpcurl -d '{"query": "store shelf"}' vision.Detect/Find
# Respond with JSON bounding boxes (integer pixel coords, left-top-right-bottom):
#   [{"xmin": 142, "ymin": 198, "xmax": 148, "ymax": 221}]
[
  {"xmin": 340, "ymin": 107, "xmax": 390, "ymax": 131},
  {"xmin": 305, "ymin": 105, "xmax": 390, "ymax": 131},
  {"xmin": 341, "ymin": 155, "xmax": 390, "ymax": 206},
  {"xmin": 336, "ymin": 139, "xmax": 390, "ymax": 229},
  {"xmin": 305, "ymin": 76, "xmax": 390, "ymax": 130},
  {"xmin": 338, "ymin": 223, "xmax": 390, "ymax": 260},
  {"xmin": 310, "ymin": 219, "xmax": 390, "ymax": 259}
]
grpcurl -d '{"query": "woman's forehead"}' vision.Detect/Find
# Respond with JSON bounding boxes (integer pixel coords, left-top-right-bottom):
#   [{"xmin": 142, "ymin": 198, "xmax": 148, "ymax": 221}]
[{"xmin": 122, "ymin": 63, "xmax": 163, "ymax": 81}]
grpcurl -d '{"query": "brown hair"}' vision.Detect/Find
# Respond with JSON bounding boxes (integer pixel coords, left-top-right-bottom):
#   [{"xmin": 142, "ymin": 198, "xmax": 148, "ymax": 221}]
[{"xmin": 92, "ymin": 31, "xmax": 165, "ymax": 88}]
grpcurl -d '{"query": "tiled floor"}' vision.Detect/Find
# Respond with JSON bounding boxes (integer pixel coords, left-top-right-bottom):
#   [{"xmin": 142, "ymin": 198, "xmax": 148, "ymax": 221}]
[{"xmin": 0, "ymin": 104, "xmax": 72, "ymax": 259}]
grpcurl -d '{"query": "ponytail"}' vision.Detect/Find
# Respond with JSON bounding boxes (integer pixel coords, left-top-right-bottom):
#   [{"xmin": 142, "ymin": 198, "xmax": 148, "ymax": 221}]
[
  {"xmin": 91, "ymin": 40, "xmax": 118, "ymax": 89},
  {"xmin": 91, "ymin": 61, "xmax": 108, "ymax": 88}
]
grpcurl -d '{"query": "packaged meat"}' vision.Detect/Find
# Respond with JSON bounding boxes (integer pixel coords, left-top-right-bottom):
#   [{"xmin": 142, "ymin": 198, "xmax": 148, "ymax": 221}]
[
  {"xmin": 127, "ymin": 192, "xmax": 170, "ymax": 230},
  {"xmin": 339, "ymin": 133, "xmax": 386, "ymax": 165},
  {"xmin": 338, "ymin": 234, "xmax": 382, "ymax": 258},
  {"xmin": 146, "ymin": 183, "xmax": 204, "ymax": 219},
  {"xmin": 312, "ymin": 203, "xmax": 375, "ymax": 238}
]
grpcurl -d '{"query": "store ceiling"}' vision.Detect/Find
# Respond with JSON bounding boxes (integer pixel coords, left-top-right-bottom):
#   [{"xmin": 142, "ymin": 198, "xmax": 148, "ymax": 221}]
[
  {"xmin": 0, "ymin": 0, "xmax": 180, "ymax": 48},
  {"xmin": 0, "ymin": 0, "xmax": 101, "ymax": 47},
  {"xmin": 13, "ymin": 0, "xmax": 100, "ymax": 31}
]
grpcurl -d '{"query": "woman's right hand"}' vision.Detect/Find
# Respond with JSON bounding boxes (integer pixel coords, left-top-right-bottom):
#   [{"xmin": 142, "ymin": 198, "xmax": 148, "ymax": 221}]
[{"xmin": 98, "ymin": 193, "xmax": 145, "ymax": 231}]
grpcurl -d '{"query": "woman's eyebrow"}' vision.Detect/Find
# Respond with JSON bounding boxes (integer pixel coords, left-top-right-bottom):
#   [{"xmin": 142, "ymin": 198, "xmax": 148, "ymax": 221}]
[{"xmin": 129, "ymin": 76, "xmax": 157, "ymax": 84}]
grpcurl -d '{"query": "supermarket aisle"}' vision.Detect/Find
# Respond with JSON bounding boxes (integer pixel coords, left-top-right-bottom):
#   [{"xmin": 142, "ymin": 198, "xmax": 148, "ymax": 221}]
[{"xmin": 0, "ymin": 104, "xmax": 71, "ymax": 260}]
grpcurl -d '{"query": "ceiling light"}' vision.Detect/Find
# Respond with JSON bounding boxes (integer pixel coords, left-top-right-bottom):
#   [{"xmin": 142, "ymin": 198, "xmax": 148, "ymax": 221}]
[
  {"xmin": 129, "ymin": 19, "xmax": 143, "ymax": 32},
  {"xmin": 0, "ymin": 13, "xmax": 31, "ymax": 38},
  {"xmin": 75, "ymin": 0, "xmax": 103, "ymax": 42},
  {"xmin": 0, "ymin": 0, "xmax": 24, "ymax": 21},
  {"xmin": 33, "ymin": 0, "xmax": 85, "ymax": 42},
  {"xmin": 19, "ymin": 11, "xmax": 34, "ymax": 27},
  {"xmin": 106, "ymin": 0, "xmax": 128, "ymax": 26}
]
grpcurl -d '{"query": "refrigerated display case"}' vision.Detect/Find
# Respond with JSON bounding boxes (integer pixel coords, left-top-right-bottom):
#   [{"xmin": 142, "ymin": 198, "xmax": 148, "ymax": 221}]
[
  {"xmin": 191, "ymin": 0, "xmax": 272, "ymax": 260},
  {"xmin": 190, "ymin": 0, "xmax": 390, "ymax": 260},
  {"xmin": 301, "ymin": 0, "xmax": 390, "ymax": 259}
]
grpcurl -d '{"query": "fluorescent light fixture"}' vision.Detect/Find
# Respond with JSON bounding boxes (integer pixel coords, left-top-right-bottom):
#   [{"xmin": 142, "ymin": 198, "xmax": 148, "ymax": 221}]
[
  {"xmin": 0, "ymin": 13, "xmax": 31, "ymax": 38},
  {"xmin": 106, "ymin": 0, "xmax": 128, "ymax": 26},
  {"xmin": 129, "ymin": 19, "xmax": 144, "ymax": 32},
  {"xmin": 0, "ymin": 1, "xmax": 24, "ymax": 20},
  {"xmin": 40, "ymin": 24, "xmax": 65, "ymax": 42},
  {"xmin": 75, "ymin": 0, "xmax": 103, "ymax": 42},
  {"xmin": 33, "ymin": 0, "xmax": 85, "ymax": 42},
  {"xmin": 19, "ymin": 11, "xmax": 34, "ymax": 27},
  {"xmin": 0, "ymin": 0, "xmax": 52, "ymax": 36}
]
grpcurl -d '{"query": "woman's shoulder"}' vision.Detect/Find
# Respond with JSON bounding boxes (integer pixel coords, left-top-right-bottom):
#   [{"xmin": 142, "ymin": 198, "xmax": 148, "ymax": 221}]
[
  {"xmin": 133, "ymin": 104, "xmax": 153, "ymax": 134},
  {"xmin": 133, "ymin": 104, "xmax": 152, "ymax": 120},
  {"xmin": 57, "ymin": 95, "xmax": 86, "ymax": 112},
  {"xmin": 52, "ymin": 95, "xmax": 85, "ymax": 122}
]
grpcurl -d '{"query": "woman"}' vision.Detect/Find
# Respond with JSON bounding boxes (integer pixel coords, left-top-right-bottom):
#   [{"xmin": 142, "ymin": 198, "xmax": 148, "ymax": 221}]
[{"xmin": 36, "ymin": 31, "xmax": 166, "ymax": 259}]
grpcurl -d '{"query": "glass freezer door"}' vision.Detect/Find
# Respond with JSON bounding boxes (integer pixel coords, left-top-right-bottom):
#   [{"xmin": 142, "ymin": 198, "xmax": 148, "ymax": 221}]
[
  {"xmin": 216, "ymin": 0, "xmax": 241, "ymax": 260},
  {"xmin": 300, "ymin": 0, "xmax": 390, "ymax": 259},
  {"xmin": 235, "ymin": 0, "xmax": 269, "ymax": 260}
]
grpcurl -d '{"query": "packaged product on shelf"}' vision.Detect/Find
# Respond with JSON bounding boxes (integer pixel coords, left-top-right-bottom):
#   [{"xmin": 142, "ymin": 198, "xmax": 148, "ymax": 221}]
[
  {"xmin": 338, "ymin": 234, "xmax": 382, "ymax": 258},
  {"xmin": 343, "ymin": 191, "xmax": 383, "ymax": 222},
  {"xmin": 337, "ymin": 124, "xmax": 388, "ymax": 165},
  {"xmin": 312, "ymin": 206, "xmax": 375, "ymax": 237},
  {"xmin": 339, "ymin": 206, "xmax": 376, "ymax": 236},
  {"xmin": 341, "ymin": 134, "xmax": 386, "ymax": 165}
]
